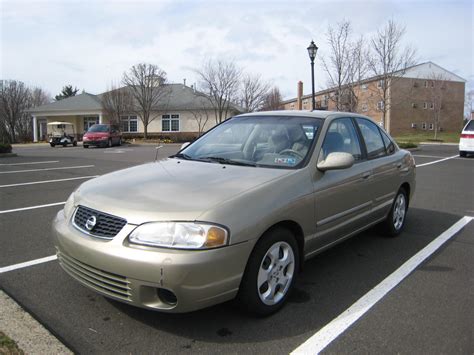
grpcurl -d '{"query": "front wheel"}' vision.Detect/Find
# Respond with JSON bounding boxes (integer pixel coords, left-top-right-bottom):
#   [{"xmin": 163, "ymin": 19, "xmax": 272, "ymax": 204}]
[
  {"xmin": 382, "ymin": 188, "xmax": 408, "ymax": 237},
  {"xmin": 50, "ymin": 143, "xmax": 55, "ymax": 147},
  {"xmin": 237, "ymin": 227, "xmax": 299, "ymax": 316}
]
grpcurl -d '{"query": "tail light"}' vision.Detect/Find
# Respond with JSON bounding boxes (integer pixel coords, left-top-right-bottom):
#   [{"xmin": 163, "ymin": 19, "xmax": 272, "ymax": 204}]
[{"xmin": 460, "ymin": 134, "xmax": 474, "ymax": 139}]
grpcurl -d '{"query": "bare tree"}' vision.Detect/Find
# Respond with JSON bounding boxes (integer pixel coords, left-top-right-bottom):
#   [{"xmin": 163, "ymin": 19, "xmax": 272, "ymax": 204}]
[
  {"xmin": 0, "ymin": 80, "xmax": 30, "ymax": 143},
  {"xmin": 321, "ymin": 21, "xmax": 352, "ymax": 111},
  {"xmin": 368, "ymin": 19, "xmax": 417, "ymax": 130},
  {"xmin": 195, "ymin": 59, "xmax": 241, "ymax": 124},
  {"xmin": 261, "ymin": 87, "xmax": 283, "ymax": 111},
  {"xmin": 346, "ymin": 36, "xmax": 369, "ymax": 112},
  {"xmin": 122, "ymin": 63, "xmax": 170, "ymax": 139},
  {"xmin": 101, "ymin": 82, "xmax": 134, "ymax": 126},
  {"xmin": 465, "ymin": 90, "xmax": 473, "ymax": 123},
  {"xmin": 190, "ymin": 110, "xmax": 210, "ymax": 137},
  {"xmin": 428, "ymin": 74, "xmax": 450, "ymax": 140},
  {"xmin": 240, "ymin": 73, "xmax": 271, "ymax": 112}
]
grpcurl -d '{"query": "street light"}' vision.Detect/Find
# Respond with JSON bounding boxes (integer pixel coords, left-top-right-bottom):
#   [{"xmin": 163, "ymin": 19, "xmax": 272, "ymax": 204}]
[{"xmin": 307, "ymin": 40, "xmax": 318, "ymax": 110}]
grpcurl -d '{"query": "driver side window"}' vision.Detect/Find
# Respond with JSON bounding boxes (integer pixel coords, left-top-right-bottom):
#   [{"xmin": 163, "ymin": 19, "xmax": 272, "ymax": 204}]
[{"xmin": 321, "ymin": 118, "xmax": 362, "ymax": 161}]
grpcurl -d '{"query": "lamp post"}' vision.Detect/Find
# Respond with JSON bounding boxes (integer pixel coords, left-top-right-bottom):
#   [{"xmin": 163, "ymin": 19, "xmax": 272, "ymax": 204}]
[{"xmin": 307, "ymin": 40, "xmax": 318, "ymax": 110}]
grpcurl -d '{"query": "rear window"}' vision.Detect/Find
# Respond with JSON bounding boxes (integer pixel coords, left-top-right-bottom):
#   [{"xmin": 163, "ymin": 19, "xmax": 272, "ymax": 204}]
[{"xmin": 464, "ymin": 120, "xmax": 474, "ymax": 132}]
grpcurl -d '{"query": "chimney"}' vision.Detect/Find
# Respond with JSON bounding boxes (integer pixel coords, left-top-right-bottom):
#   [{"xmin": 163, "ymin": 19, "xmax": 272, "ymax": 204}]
[
  {"xmin": 183, "ymin": 78, "xmax": 187, "ymax": 86},
  {"xmin": 297, "ymin": 81, "xmax": 303, "ymax": 110}
]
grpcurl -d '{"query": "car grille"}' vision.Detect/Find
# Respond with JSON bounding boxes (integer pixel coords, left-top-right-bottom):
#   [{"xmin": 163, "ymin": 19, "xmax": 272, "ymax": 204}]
[
  {"xmin": 58, "ymin": 252, "xmax": 132, "ymax": 301},
  {"xmin": 73, "ymin": 205, "xmax": 127, "ymax": 239}
]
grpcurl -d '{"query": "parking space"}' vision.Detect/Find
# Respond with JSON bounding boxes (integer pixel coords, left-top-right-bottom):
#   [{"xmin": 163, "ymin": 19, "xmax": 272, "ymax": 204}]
[{"xmin": 0, "ymin": 143, "xmax": 472, "ymax": 353}]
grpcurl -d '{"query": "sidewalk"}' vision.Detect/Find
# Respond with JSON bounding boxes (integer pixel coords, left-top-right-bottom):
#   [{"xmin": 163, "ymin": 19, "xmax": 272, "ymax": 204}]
[{"xmin": 0, "ymin": 290, "xmax": 72, "ymax": 354}]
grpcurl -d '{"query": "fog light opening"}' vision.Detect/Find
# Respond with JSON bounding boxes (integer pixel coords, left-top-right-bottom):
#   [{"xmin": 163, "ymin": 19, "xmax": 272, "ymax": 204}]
[{"xmin": 157, "ymin": 288, "xmax": 177, "ymax": 306}]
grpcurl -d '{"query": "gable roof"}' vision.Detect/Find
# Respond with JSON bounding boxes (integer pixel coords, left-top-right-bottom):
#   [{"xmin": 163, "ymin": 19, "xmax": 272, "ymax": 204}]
[
  {"xmin": 29, "ymin": 92, "xmax": 102, "ymax": 113},
  {"xmin": 30, "ymin": 84, "xmax": 244, "ymax": 114}
]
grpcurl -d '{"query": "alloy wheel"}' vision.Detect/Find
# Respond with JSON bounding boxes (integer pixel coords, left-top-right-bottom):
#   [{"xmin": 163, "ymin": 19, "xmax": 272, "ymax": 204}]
[{"xmin": 393, "ymin": 193, "xmax": 406, "ymax": 230}]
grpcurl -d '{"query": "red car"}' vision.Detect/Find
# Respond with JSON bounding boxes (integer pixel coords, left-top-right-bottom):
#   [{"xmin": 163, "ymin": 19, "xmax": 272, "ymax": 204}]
[{"xmin": 83, "ymin": 124, "xmax": 122, "ymax": 148}]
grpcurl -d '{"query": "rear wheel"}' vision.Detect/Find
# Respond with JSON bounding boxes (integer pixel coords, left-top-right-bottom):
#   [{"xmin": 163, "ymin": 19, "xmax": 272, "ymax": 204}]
[
  {"xmin": 459, "ymin": 151, "xmax": 467, "ymax": 157},
  {"xmin": 50, "ymin": 143, "xmax": 55, "ymax": 147},
  {"xmin": 237, "ymin": 227, "xmax": 299, "ymax": 316},
  {"xmin": 382, "ymin": 188, "xmax": 408, "ymax": 237},
  {"xmin": 83, "ymin": 144, "xmax": 89, "ymax": 149},
  {"xmin": 73, "ymin": 141, "xmax": 77, "ymax": 147}
]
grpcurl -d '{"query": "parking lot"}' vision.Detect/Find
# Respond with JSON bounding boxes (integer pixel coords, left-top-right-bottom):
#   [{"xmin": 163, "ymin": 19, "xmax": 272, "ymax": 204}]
[{"xmin": 0, "ymin": 143, "xmax": 472, "ymax": 354}]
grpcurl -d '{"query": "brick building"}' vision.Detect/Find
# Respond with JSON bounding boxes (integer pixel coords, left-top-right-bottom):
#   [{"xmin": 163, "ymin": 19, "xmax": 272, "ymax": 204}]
[{"xmin": 282, "ymin": 62, "xmax": 466, "ymax": 135}]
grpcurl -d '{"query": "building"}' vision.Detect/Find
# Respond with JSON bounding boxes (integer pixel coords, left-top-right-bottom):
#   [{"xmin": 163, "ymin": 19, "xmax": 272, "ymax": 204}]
[
  {"xmin": 282, "ymin": 62, "xmax": 466, "ymax": 135},
  {"xmin": 29, "ymin": 84, "xmax": 242, "ymax": 142}
]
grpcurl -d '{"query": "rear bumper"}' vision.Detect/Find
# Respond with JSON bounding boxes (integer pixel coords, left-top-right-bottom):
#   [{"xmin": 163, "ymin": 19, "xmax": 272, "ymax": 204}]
[
  {"xmin": 459, "ymin": 138, "xmax": 474, "ymax": 152},
  {"xmin": 52, "ymin": 210, "xmax": 254, "ymax": 313}
]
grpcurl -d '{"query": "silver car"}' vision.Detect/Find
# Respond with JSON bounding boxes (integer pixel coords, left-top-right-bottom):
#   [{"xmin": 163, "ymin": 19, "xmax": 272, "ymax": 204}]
[{"xmin": 53, "ymin": 111, "xmax": 415, "ymax": 315}]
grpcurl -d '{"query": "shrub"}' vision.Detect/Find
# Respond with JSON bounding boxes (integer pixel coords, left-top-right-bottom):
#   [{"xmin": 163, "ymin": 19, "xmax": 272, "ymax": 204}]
[
  {"xmin": 397, "ymin": 142, "xmax": 418, "ymax": 149},
  {"xmin": 0, "ymin": 143, "xmax": 12, "ymax": 153}
]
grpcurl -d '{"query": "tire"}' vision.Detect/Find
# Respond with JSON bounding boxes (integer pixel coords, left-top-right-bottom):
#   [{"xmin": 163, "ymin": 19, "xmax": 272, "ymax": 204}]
[
  {"xmin": 50, "ymin": 143, "xmax": 55, "ymax": 147},
  {"xmin": 62, "ymin": 142, "xmax": 67, "ymax": 147},
  {"xmin": 83, "ymin": 145, "xmax": 89, "ymax": 149},
  {"xmin": 237, "ymin": 227, "xmax": 299, "ymax": 316},
  {"xmin": 382, "ymin": 187, "xmax": 408, "ymax": 237},
  {"xmin": 73, "ymin": 141, "xmax": 77, "ymax": 147},
  {"xmin": 459, "ymin": 151, "xmax": 467, "ymax": 157}
]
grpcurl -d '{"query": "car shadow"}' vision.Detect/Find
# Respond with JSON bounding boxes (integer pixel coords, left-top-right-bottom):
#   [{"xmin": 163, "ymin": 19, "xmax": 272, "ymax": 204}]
[{"xmin": 104, "ymin": 207, "xmax": 462, "ymax": 344}]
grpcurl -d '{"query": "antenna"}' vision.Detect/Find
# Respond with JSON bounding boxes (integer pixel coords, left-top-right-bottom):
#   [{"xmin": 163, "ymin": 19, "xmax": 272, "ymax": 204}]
[{"xmin": 154, "ymin": 145, "xmax": 163, "ymax": 162}]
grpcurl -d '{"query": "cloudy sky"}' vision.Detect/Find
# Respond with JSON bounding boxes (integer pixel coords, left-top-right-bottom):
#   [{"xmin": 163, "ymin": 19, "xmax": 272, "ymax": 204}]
[{"xmin": 1, "ymin": 0, "xmax": 472, "ymax": 101}]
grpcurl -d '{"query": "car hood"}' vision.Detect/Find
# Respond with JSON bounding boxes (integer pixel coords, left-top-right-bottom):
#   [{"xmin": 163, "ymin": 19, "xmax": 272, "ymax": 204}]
[
  {"xmin": 84, "ymin": 132, "xmax": 109, "ymax": 138},
  {"xmin": 74, "ymin": 158, "xmax": 292, "ymax": 224}
]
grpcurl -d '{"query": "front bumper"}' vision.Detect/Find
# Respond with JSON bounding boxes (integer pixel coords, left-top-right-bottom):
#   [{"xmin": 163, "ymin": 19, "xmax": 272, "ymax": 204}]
[
  {"xmin": 83, "ymin": 139, "xmax": 108, "ymax": 146},
  {"xmin": 52, "ymin": 210, "xmax": 254, "ymax": 313}
]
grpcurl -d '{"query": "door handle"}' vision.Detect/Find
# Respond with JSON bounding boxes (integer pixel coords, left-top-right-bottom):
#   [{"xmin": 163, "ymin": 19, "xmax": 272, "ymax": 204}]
[
  {"xmin": 396, "ymin": 163, "xmax": 402, "ymax": 169},
  {"xmin": 362, "ymin": 172, "xmax": 371, "ymax": 179}
]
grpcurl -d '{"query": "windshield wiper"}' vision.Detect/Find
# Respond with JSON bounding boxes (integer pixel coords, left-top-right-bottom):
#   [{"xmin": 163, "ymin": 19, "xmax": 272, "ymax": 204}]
[
  {"xmin": 169, "ymin": 153, "xmax": 194, "ymax": 160},
  {"xmin": 198, "ymin": 156, "xmax": 257, "ymax": 167}
]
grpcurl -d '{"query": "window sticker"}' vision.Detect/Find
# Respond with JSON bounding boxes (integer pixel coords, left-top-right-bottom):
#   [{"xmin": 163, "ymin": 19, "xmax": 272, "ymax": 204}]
[{"xmin": 274, "ymin": 157, "xmax": 297, "ymax": 165}]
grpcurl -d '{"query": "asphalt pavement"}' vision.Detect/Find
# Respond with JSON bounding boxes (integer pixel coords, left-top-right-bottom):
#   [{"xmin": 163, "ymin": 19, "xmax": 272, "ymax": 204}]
[{"xmin": 0, "ymin": 143, "xmax": 472, "ymax": 354}]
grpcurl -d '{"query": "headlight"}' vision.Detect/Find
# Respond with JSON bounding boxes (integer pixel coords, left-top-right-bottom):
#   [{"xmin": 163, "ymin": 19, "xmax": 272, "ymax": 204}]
[
  {"xmin": 129, "ymin": 222, "xmax": 229, "ymax": 249},
  {"xmin": 63, "ymin": 193, "xmax": 75, "ymax": 219}
]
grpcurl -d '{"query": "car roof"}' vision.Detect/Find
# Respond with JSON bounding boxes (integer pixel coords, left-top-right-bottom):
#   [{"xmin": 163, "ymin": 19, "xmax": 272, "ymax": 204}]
[{"xmin": 235, "ymin": 110, "xmax": 374, "ymax": 120}]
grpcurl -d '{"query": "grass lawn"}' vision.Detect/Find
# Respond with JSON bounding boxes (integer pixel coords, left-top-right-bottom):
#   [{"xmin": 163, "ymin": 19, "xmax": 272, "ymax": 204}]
[
  {"xmin": 393, "ymin": 131, "xmax": 460, "ymax": 144},
  {"xmin": 0, "ymin": 331, "xmax": 24, "ymax": 354}
]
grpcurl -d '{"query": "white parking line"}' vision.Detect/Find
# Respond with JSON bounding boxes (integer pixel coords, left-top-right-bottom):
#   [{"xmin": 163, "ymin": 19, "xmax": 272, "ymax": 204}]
[
  {"xmin": 412, "ymin": 155, "xmax": 446, "ymax": 159},
  {"xmin": 0, "ymin": 165, "xmax": 94, "ymax": 174},
  {"xmin": 0, "ymin": 255, "xmax": 57, "ymax": 274},
  {"xmin": 291, "ymin": 216, "xmax": 473, "ymax": 355},
  {"xmin": 0, "ymin": 160, "xmax": 59, "ymax": 166},
  {"xmin": 0, "ymin": 202, "xmax": 65, "ymax": 214},
  {"xmin": 416, "ymin": 155, "xmax": 458, "ymax": 167},
  {"xmin": 0, "ymin": 175, "xmax": 98, "ymax": 188}
]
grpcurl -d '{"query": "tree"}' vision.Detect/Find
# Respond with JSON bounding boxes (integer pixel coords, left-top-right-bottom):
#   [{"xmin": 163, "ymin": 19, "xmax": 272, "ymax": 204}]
[
  {"xmin": 195, "ymin": 59, "xmax": 241, "ymax": 124},
  {"xmin": 190, "ymin": 110, "xmax": 210, "ymax": 137},
  {"xmin": 261, "ymin": 87, "xmax": 283, "ymax": 111},
  {"xmin": 368, "ymin": 20, "xmax": 416, "ymax": 131},
  {"xmin": 0, "ymin": 80, "xmax": 30, "ymax": 143},
  {"xmin": 464, "ymin": 90, "xmax": 473, "ymax": 123},
  {"xmin": 101, "ymin": 82, "xmax": 134, "ymax": 126},
  {"xmin": 55, "ymin": 85, "xmax": 79, "ymax": 101},
  {"xmin": 428, "ymin": 74, "xmax": 449, "ymax": 140},
  {"xmin": 122, "ymin": 63, "xmax": 170, "ymax": 139},
  {"xmin": 240, "ymin": 73, "xmax": 271, "ymax": 112}
]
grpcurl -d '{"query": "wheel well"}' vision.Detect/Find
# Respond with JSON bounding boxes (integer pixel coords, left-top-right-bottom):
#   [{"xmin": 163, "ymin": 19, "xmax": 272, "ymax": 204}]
[
  {"xmin": 400, "ymin": 182, "xmax": 411, "ymax": 205},
  {"xmin": 264, "ymin": 220, "xmax": 305, "ymax": 270}
]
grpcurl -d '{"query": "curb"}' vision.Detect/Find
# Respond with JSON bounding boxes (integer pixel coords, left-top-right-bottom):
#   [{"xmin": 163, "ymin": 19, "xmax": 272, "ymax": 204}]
[
  {"xmin": 0, "ymin": 290, "xmax": 72, "ymax": 354},
  {"xmin": 419, "ymin": 142, "xmax": 459, "ymax": 146}
]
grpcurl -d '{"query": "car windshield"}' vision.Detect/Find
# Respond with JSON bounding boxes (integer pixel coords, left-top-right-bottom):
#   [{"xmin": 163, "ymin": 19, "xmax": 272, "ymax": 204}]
[
  {"xmin": 176, "ymin": 115, "xmax": 322, "ymax": 169},
  {"xmin": 88, "ymin": 124, "xmax": 109, "ymax": 132}
]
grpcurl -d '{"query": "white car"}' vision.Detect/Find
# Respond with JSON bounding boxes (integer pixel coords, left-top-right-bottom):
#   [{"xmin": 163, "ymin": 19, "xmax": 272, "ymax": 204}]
[{"xmin": 459, "ymin": 120, "xmax": 474, "ymax": 157}]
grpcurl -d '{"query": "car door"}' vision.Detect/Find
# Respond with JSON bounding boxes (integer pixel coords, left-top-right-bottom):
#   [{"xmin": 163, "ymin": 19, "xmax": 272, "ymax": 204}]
[
  {"xmin": 307, "ymin": 117, "xmax": 373, "ymax": 254},
  {"xmin": 354, "ymin": 118, "xmax": 401, "ymax": 221}
]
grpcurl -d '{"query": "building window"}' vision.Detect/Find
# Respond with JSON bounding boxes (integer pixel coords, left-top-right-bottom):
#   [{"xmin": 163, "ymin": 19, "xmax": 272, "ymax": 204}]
[
  {"xmin": 121, "ymin": 115, "xmax": 138, "ymax": 132},
  {"xmin": 377, "ymin": 80, "xmax": 383, "ymax": 88},
  {"xmin": 83, "ymin": 117, "xmax": 99, "ymax": 132},
  {"xmin": 429, "ymin": 123, "xmax": 434, "ymax": 130},
  {"xmin": 424, "ymin": 81, "xmax": 428, "ymax": 88},
  {"xmin": 290, "ymin": 103, "xmax": 295, "ymax": 109},
  {"xmin": 423, "ymin": 102, "xmax": 428, "ymax": 109},
  {"xmin": 162, "ymin": 114, "xmax": 180, "ymax": 132},
  {"xmin": 303, "ymin": 100, "xmax": 308, "ymax": 105},
  {"xmin": 361, "ymin": 84, "xmax": 368, "ymax": 90},
  {"xmin": 361, "ymin": 103, "xmax": 368, "ymax": 112},
  {"xmin": 422, "ymin": 122, "xmax": 427, "ymax": 130},
  {"xmin": 430, "ymin": 102, "xmax": 434, "ymax": 109},
  {"xmin": 377, "ymin": 101, "xmax": 384, "ymax": 110}
]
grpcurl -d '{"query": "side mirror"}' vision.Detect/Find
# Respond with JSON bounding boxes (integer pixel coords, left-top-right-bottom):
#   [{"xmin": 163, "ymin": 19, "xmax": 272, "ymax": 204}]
[
  {"xmin": 317, "ymin": 152, "xmax": 354, "ymax": 172},
  {"xmin": 180, "ymin": 142, "xmax": 190, "ymax": 150}
]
